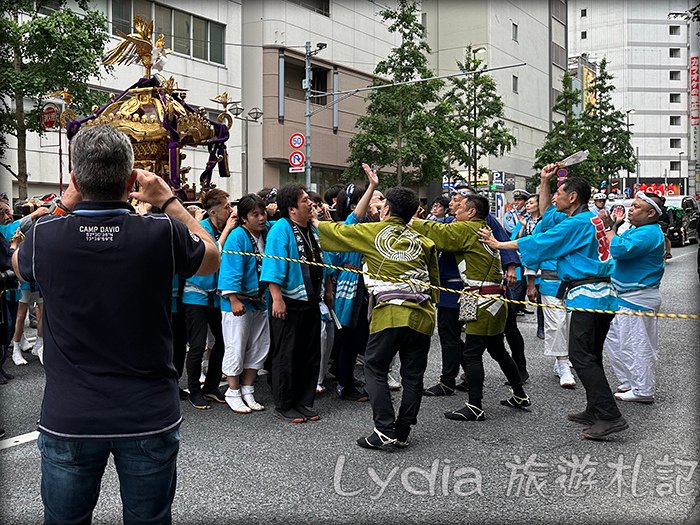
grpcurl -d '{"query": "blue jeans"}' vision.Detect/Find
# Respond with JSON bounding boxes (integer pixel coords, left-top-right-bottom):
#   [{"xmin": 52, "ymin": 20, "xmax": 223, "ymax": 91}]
[{"xmin": 38, "ymin": 430, "xmax": 180, "ymax": 525}]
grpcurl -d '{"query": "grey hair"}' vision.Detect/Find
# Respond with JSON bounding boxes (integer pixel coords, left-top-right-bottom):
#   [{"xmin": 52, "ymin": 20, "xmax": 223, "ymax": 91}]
[{"xmin": 71, "ymin": 124, "xmax": 134, "ymax": 200}]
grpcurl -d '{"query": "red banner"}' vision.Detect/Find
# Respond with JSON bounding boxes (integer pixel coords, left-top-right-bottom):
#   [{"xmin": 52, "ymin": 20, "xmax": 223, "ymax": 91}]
[{"xmin": 634, "ymin": 182, "xmax": 682, "ymax": 196}]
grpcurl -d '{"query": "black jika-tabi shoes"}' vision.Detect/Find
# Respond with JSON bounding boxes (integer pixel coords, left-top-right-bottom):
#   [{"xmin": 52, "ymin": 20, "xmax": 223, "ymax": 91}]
[
  {"xmin": 356, "ymin": 428, "xmax": 397, "ymax": 450},
  {"xmin": 423, "ymin": 382, "xmax": 456, "ymax": 397},
  {"xmin": 444, "ymin": 403, "xmax": 485, "ymax": 422},
  {"xmin": 500, "ymin": 394, "xmax": 532, "ymax": 410}
]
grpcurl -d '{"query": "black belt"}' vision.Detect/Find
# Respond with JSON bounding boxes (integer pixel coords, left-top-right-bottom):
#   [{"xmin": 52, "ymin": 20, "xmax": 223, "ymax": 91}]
[
  {"xmin": 556, "ymin": 277, "xmax": 611, "ymax": 300},
  {"xmin": 540, "ymin": 270, "xmax": 559, "ymax": 281}
]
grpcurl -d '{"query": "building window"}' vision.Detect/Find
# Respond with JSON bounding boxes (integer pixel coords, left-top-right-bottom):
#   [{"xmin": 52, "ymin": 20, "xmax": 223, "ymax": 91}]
[
  {"xmin": 173, "ymin": 10, "xmax": 191, "ymax": 55},
  {"xmin": 209, "ymin": 23, "xmax": 225, "ymax": 64},
  {"xmin": 670, "ymin": 161, "xmax": 680, "ymax": 171},
  {"xmin": 192, "ymin": 17, "xmax": 208, "ymax": 60},
  {"xmin": 670, "ymin": 138, "xmax": 681, "ymax": 148},
  {"xmin": 669, "ymin": 48, "xmax": 681, "ymax": 58},
  {"xmin": 581, "ymin": 8, "xmax": 587, "ymax": 17},
  {"xmin": 284, "ymin": 59, "xmax": 305, "ymax": 101},
  {"xmin": 669, "ymin": 25, "xmax": 681, "ymax": 35},
  {"xmin": 133, "ymin": 0, "xmax": 151, "ymax": 21},
  {"xmin": 670, "ymin": 70, "xmax": 681, "ymax": 81},
  {"xmin": 112, "ymin": 0, "xmax": 131, "ymax": 35},
  {"xmin": 670, "ymin": 116, "xmax": 681, "ymax": 126},
  {"xmin": 551, "ymin": 0, "xmax": 566, "ymax": 24},
  {"xmin": 581, "ymin": 31, "xmax": 587, "ymax": 39},
  {"xmin": 286, "ymin": 0, "xmax": 330, "ymax": 17},
  {"xmin": 284, "ymin": 60, "xmax": 328, "ymax": 104},
  {"xmin": 37, "ymin": 0, "xmax": 63, "ymax": 15},
  {"xmin": 512, "ymin": 75, "xmax": 519, "ymax": 93},
  {"xmin": 512, "ymin": 23, "xmax": 518, "ymax": 42},
  {"xmin": 312, "ymin": 67, "xmax": 329, "ymax": 105},
  {"xmin": 112, "ymin": 0, "xmax": 151, "ymax": 35},
  {"xmin": 154, "ymin": 5, "xmax": 172, "ymax": 48},
  {"xmin": 112, "ymin": 1, "xmax": 225, "ymax": 65},
  {"xmin": 670, "ymin": 93, "xmax": 681, "ymax": 103},
  {"xmin": 551, "ymin": 42, "xmax": 567, "ymax": 69}
]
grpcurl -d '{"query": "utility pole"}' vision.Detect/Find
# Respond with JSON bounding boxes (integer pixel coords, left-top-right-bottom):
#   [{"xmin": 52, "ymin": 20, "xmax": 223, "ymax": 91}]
[
  {"xmin": 304, "ymin": 41, "xmax": 312, "ymax": 189},
  {"xmin": 625, "ymin": 109, "xmax": 634, "ymax": 195},
  {"xmin": 303, "ymin": 41, "xmax": 327, "ymax": 190}
]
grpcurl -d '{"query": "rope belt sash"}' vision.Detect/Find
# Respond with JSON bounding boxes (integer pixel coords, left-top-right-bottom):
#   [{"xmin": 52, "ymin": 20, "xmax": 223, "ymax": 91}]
[
  {"xmin": 540, "ymin": 270, "xmax": 560, "ymax": 281},
  {"xmin": 374, "ymin": 290, "xmax": 432, "ymax": 304},
  {"xmin": 463, "ymin": 284, "xmax": 506, "ymax": 296}
]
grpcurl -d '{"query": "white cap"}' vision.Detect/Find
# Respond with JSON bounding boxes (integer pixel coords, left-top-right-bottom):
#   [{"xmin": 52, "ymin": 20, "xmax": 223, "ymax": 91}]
[{"xmin": 593, "ymin": 192, "xmax": 607, "ymax": 201}]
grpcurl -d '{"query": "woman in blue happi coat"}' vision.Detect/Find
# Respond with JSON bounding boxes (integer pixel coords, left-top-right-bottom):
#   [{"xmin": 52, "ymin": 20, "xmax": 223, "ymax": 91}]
[{"xmin": 218, "ymin": 194, "xmax": 273, "ymax": 414}]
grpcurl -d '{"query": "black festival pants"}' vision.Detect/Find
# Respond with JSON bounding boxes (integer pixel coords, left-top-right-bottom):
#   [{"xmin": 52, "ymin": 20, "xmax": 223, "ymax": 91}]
[
  {"xmin": 268, "ymin": 303, "xmax": 322, "ymax": 411},
  {"xmin": 363, "ymin": 327, "xmax": 430, "ymax": 440},
  {"xmin": 568, "ymin": 311, "xmax": 622, "ymax": 421},
  {"xmin": 185, "ymin": 304, "xmax": 225, "ymax": 394}
]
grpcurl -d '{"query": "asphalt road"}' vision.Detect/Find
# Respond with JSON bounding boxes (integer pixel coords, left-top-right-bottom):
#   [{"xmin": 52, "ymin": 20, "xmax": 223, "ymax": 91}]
[{"xmin": 1, "ymin": 244, "xmax": 698, "ymax": 524}]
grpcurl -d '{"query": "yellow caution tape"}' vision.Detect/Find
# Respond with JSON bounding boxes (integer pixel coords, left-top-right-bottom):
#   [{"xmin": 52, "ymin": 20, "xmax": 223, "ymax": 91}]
[{"xmin": 221, "ymin": 250, "xmax": 699, "ymax": 321}]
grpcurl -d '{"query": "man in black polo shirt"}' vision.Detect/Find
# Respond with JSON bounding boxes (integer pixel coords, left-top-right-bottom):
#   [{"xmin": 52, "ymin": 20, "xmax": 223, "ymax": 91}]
[{"xmin": 12, "ymin": 124, "xmax": 219, "ymax": 524}]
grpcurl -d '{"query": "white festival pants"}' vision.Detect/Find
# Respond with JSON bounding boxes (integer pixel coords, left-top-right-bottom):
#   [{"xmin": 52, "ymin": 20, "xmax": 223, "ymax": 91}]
[
  {"xmin": 541, "ymin": 294, "xmax": 570, "ymax": 358},
  {"xmin": 221, "ymin": 310, "xmax": 270, "ymax": 377},
  {"xmin": 603, "ymin": 306, "xmax": 658, "ymax": 397}
]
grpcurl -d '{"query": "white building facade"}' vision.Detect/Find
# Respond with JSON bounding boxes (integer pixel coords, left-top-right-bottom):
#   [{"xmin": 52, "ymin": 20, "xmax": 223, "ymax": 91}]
[
  {"xmin": 422, "ymin": 0, "xmax": 568, "ymax": 198},
  {"xmin": 568, "ymin": 0, "xmax": 699, "ymax": 197}
]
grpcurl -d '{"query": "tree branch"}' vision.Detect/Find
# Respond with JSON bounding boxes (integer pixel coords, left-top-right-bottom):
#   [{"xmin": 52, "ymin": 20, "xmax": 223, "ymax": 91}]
[{"xmin": 0, "ymin": 161, "xmax": 18, "ymax": 179}]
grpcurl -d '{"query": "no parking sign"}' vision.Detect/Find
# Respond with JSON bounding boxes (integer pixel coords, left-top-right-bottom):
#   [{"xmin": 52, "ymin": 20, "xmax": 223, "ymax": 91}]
[{"xmin": 289, "ymin": 151, "xmax": 305, "ymax": 167}]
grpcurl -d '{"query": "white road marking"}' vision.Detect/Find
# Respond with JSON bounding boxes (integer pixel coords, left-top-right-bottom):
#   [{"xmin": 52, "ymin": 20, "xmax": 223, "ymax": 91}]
[
  {"xmin": 0, "ymin": 431, "xmax": 39, "ymax": 451},
  {"xmin": 666, "ymin": 250, "xmax": 696, "ymax": 261}
]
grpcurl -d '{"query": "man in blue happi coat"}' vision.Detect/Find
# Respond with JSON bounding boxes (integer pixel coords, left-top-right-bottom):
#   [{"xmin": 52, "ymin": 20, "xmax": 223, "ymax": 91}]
[{"xmin": 480, "ymin": 165, "xmax": 627, "ymax": 441}]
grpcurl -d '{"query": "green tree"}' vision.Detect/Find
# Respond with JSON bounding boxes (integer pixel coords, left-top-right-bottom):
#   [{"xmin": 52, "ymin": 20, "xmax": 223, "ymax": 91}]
[
  {"xmin": 674, "ymin": 4, "xmax": 700, "ymax": 22},
  {"xmin": 0, "ymin": 0, "xmax": 110, "ymax": 200},
  {"xmin": 441, "ymin": 46, "xmax": 516, "ymax": 185},
  {"xmin": 344, "ymin": 0, "xmax": 444, "ymax": 186},
  {"xmin": 582, "ymin": 57, "xmax": 636, "ymax": 191},
  {"xmin": 533, "ymin": 72, "xmax": 595, "ymax": 186}
]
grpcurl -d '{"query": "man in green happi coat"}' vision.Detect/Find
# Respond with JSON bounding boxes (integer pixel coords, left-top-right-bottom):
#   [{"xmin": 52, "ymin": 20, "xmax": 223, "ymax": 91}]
[
  {"xmin": 411, "ymin": 194, "xmax": 531, "ymax": 422},
  {"xmin": 314, "ymin": 178, "xmax": 439, "ymax": 450}
]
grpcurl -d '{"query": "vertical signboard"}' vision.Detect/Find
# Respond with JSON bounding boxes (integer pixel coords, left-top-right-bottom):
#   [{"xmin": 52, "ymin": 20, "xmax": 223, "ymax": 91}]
[
  {"xmin": 690, "ymin": 55, "xmax": 699, "ymax": 127},
  {"xmin": 693, "ymin": 19, "xmax": 700, "ymax": 196}
]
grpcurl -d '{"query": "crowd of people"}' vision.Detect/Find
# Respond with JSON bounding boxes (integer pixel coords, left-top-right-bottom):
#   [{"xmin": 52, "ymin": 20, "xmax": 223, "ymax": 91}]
[{"xmin": 0, "ymin": 124, "xmax": 669, "ymax": 522}]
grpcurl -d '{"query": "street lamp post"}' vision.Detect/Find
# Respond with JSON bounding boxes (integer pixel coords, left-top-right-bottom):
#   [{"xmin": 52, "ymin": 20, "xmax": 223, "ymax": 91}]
[
  {"xmin": 636, "ymin": 146, "xmax": 640, "ymax": 190},
  {"xmin": 678, "ymin": 151, "xmax": 684, "ymax": 194},
  {"xmin": 231, "ymin": 103, "xmax": 263, "ymax": 196}
]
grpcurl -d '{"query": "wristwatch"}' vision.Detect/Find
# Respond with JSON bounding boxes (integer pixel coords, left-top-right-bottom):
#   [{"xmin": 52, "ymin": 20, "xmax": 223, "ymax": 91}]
[{"xmin": 49, "ymin": 198, "xmax": 71, "ymax": 216}]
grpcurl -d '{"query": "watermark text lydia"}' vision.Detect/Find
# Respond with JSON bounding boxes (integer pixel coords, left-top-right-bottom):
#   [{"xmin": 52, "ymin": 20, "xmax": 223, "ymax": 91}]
[{"xmin": 333, "ymin": 455, "xmax": 483, "ymax": 500}]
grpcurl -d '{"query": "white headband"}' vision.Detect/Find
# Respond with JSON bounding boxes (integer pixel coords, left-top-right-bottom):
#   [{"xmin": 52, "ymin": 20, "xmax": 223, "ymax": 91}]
[{"xmin": 636, "ymin": 191, "xmax": 663, "ymax": 216}]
